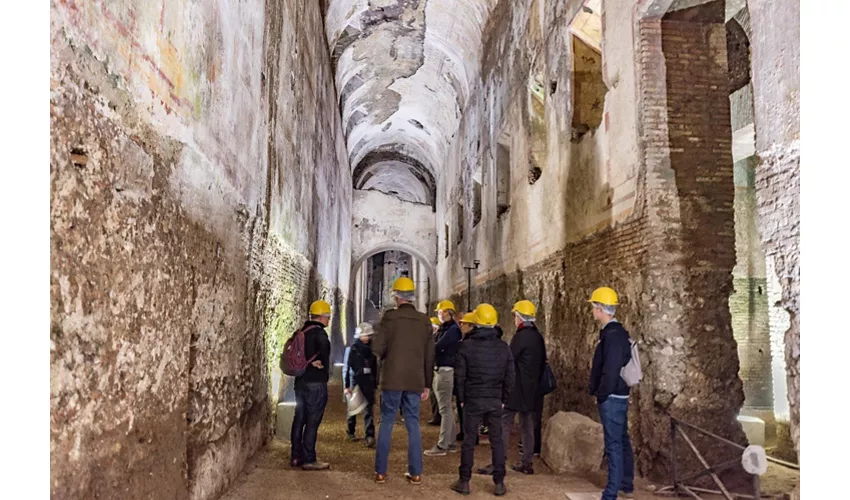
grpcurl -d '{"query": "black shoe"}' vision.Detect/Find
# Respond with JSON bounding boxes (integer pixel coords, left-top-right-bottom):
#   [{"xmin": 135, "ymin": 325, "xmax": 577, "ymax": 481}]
[
  {"xmin": 347, "ymin": 434, "xmax": 360, "ymax": 442},
  {"xmin": 476, "ymin": 464, "xmax": 494, "ymax": 475},
  {"xmin": 494, "ymin": 482, "xmax": 507, "ymax": 496},
  {"xmin": 365, "ymin": 436, "xmax": 376, "ymax": 448},
  {"xmin": 511, "ymin": 463, "xmax": 534, "ymax": 475},
  {"xmin": 480, "ymin": 425, "xmax": 489, "ymax": 435},
  {"xmin": 451, "ymin": 479, "xmax": 470, "ymax": 495},
  {"xmin": 427, "ymin": 418, "xmax": 442, "ymax": 426}
]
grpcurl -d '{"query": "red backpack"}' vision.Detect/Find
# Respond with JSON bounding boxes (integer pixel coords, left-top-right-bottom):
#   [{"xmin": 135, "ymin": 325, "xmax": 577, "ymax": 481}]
[{"xmin": 280, "ymin": 325, "xmax": 321, "ymax": 377}]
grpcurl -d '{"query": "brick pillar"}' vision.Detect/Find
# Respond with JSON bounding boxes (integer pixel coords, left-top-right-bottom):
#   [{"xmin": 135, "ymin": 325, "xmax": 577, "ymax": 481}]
[{"xmin": 634, "ymin": 0, "xmax": 747, "ymax": 482}]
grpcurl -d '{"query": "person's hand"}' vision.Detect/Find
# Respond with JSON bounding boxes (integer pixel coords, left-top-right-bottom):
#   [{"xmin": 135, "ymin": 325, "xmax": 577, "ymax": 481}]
[
  {"xmin": 311, "ymin": 360, "xmax": 324, "ymax": 369},
  {"xmin": 421, "ymin": 388, "xmax": 430, "ymax": 401}
]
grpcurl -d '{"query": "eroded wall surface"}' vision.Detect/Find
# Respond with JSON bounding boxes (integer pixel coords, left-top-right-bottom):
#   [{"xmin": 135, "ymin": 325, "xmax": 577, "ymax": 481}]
[
  {"xmin": 50, "ymin": 1, "xmax": 351, "ymax": 498},
  {"xmin": 435, "ymin": 0, "xmax": 748, "ymax": 481}
]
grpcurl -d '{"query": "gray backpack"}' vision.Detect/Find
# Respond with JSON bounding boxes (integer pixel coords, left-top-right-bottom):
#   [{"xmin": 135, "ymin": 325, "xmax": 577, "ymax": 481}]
[{"xmin": 620, "ymin": 339, "xmax": 642, "ymax": 387}]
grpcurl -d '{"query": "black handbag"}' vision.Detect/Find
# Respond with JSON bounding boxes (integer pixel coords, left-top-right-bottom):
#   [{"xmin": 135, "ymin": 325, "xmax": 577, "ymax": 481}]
[{"xmin": 539, "ymin": 361, "xmax": 557, "ymax": 396}]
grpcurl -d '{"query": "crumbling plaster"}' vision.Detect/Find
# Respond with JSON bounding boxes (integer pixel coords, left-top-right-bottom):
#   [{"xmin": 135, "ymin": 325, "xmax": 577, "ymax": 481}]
[{"xmin": 50, "ymin": 1, "xmax": 352, "ymax": 499}]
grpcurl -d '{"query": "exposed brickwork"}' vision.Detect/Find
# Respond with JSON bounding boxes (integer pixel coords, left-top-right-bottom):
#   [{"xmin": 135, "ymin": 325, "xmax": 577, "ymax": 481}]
[{"xmin": 747, "ymin": 2, "xmax": 800, "ymax": 487}]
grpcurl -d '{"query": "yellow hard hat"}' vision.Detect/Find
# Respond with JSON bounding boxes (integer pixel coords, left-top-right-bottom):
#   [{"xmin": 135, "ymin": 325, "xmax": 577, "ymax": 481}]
[
  {"xmin": 392, "ymin": 276, "xmax": 415, "ymax": 292},
  {"xmin": 512, "ymin": 300, "xmax": 537, "ymax": 317},
  {"xmin": 588, "ymin": 287, "xmax": 619, "ymax": 306},
  {"xmin": 435, "ymin": 300, "xmax": 456, "ymax": 312},
  {"xmin": 460, "ymin": 312, "xmax": 478, "ymax": 324},
  {"xmin": 309, "ymin": 300, "xmax": 332, "ymax": 316},
  {"xmin": 430, "ymin": 317, "xmax": 441, "ymax": 326},
  {"xmin": 474, "ymin": 303, "xmax": 498, "ymax": 326}
]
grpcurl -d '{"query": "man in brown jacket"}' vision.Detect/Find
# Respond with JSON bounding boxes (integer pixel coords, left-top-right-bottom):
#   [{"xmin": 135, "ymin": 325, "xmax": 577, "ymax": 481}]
[{"xmin": 372, "ymin": 276, "xmax": 435, "ymax": 486}]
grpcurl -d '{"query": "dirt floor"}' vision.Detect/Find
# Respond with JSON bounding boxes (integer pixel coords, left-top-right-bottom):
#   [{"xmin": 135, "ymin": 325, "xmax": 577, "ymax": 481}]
[{"xmin": 221, "ymin": 380, "xmax": 798, "ymax": 499}]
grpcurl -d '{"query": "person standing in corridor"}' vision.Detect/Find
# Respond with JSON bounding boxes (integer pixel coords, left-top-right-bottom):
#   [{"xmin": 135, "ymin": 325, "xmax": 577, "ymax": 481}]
[
  {"xmin": 477, "ymin": 299, "xmax": 546, "ymax": 477},
  {"xmin": 290, "ymin": 300, "xmax": 333, "ymax": 471},
  {"xmin": 425, "ymin": 300, "xmax": 462, "ymax": 457},
  {"xmin": 587, "ymin": 287, "xmax": 634, "ymax": 500},
  {"xmin": 428, "ymin": 317, "xmax": 442, "ymax": 426},
  {"xmin": 343, "ymin": 322, "xmax": 378, "ymax": 448},
  {"xmin": 372, "ymin": 277, "xmax": 435, "ymax": 485},
  {"xmin": 451, "ymin": 304, "xmax": 514, "ymax": 497}
]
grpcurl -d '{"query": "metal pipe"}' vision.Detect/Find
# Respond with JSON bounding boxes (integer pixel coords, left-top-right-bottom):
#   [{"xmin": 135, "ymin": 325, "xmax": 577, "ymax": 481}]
[
  {"xmin": 676, "ymin": 426, "xmax": 734, "ymax": 500},
  {"xmin": 670, "ymin": 416, "xmax": 800, "ymax": 470}
]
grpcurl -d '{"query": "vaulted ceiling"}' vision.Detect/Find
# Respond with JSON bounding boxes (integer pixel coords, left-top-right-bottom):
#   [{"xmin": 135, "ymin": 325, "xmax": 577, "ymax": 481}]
[{"xmin": 326, "ymin": 0, "xmax": 497, "ymax": 205}]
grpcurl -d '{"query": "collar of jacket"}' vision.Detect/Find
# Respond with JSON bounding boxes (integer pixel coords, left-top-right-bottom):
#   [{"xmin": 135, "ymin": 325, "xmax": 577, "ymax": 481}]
[
  {"xmin": 468, "ymin": 327, "xmax": 499, "ymax": 340},
  {"xmin": 397, "ymin": 303, "xmax": 416, "ymax": 310},
  {"xmin": 598, "ymin": 320, "xmax": 623, "ymax": 339},
  {"xmin": 304, "ymin": 320, "xmax": 327, "ymax": 330}
]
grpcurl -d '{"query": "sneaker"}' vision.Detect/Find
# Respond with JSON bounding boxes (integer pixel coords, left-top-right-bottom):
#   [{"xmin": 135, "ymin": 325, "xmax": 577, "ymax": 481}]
[
  {"xmin": 424, "ymin": 445, "xmax": 448, "ymax": 457},
  {"xmin": 619, "ymin": 491, "xmax": 635, "ymax": 499},
  {"xmin": 451, "ymin": 479, "xmax": 470, "ymax": 495},
  {"xmin": 447, "ymin": 443, "xmax": 459, "ymax": 453},
  {"xmin": 493, "ymin": 482, "xmax": 507, "ymax": 496},
  {"xmin": 476, "ymin": 464, "xmax": 494, "ymax": 475},
  {"xmin": 346, "ymin": 434, "xmax": 360, "ymax": 442},
  {"xmin": 365, "ymin": 436, "xmax": 376, "ymax": 448},
  {"xmin": 511, "ymin": 463, "xmax": 533, "ymax": 475},
  {"xmin": 289, "ymin": 458, "xmax": 302, "ymax": 468},
  {"xmin": 375, "ymin": 473, "xmax": 387, "ymax": 484},
  {"xmin": 480, "ymin": 425, "xmax": 489, "ymax": 435},
  {"xmin": 301, "ymin": 461, "xmax": 330, "ymax": 471},
  {"xmin": 404, "ymin": 472, "xmax": 422, "ymax": 485}
]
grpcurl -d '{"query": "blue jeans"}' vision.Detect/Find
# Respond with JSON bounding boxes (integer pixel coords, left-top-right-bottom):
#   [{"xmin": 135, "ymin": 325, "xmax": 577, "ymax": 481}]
[
  {"xmin": 290, "ymin": 382, "xmax": 328, "ymax": 464},
  {"xmin": 374, "ymin": 390, "xmax": 423, "ymax": 476},
  {"xmin": 598, "ymin": 396, "xmax": 634, "ymax": 500}
]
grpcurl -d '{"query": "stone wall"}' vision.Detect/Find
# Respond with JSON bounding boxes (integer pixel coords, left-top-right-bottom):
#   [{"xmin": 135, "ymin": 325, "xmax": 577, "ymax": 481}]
[
  {"xmin": 49, "ymin": 1, "xmax": 351, "ymax": 499},
  {"xmin": 438, "ymin": 0, "xmax": 748, "ymax": 482},
  {"xmin": 747, "ymin": 0, "xmax": 800, "ymax": 467}
]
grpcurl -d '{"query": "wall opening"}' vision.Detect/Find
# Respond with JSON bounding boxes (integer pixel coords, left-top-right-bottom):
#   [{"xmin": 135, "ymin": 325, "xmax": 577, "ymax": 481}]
[
  {"xmin": 354, "ymin": 249, "xmax": 431, "ymax": 325},
  {"xmin": 528, "ymin": 71, "xmax": 547, "ymax": 184},
  {"xmin": 456, "ymin": 202, "xmax": 464, "ymax": 245},
  {"xmin": 496, "ymin": 143, "xmax": 511, "ymax": 217},
  {"xmin": 444, "ymin": 223, "xmax": 450, "ymax": 258},
  {"xmin": 473, "ymin": 180, "xmax": 482, "ymax": 227},
  {"xmin": 570, "ymin": 34, "xmax": 605, "ymax": 142}
]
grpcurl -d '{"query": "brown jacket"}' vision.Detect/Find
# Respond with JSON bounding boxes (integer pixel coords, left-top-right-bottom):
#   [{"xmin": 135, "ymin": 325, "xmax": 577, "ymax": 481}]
[{"xmin": 373, "ymin": 303, "xmax": 435, "ymax": 392}]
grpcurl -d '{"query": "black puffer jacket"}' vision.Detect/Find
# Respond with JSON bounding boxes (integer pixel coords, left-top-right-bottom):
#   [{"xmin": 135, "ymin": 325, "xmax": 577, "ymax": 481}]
[{"xmin": 455, "ymin": 327, "xmax": 515, "ymax": 405}]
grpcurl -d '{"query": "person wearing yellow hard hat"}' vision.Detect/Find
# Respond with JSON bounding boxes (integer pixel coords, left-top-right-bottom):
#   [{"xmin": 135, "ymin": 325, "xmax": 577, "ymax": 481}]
[
  {"xmin": 587, "ymin": 286, "xmax": 635, "ymax": 500},
  {"xmin": 424, "ymin": 299, "xmax": 463, "ymax": 456},
  {"xmin": 289, "ymin": 300, "xmax": 333, "ymax": 471},
  {"xmin": 451, "ymin": 303, "xmax": 513, "ymax": 496},
  {"xmin": 487, "ymin": 300, "xmax": 548, "ymax": 476},
  {"xmin": 453, "ymin": 311, "xmax": 477, "ymax": 444},
  {"xmin": 427, "ymin": 316, "xmax": 442, "ymax": 427},
  {"xmin": 372, "ymin": 275, "xmax": 435, "ymax": 485}
]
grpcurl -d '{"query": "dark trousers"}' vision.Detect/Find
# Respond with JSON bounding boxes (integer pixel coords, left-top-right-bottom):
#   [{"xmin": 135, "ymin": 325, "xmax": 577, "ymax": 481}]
[
  {"xmin": 290, "ymin": 381, "xmax": 328, "ymax": 464},
  {"xmin": 599, "ymin": 397, "xmax": 635, "ymax": 500},
  {"xmin": 502, "ymin": 409, "xmax": 535, "ymax": 468},
  {"xmin": 459, "ymin": 399, "xmax": 505, "ymax": 483},
  {"xmin": 534, "ymin": 395, "xmax": 544, "ymax": 454},
  {"xmin": 456, "ymin": 393, "xmax": 464, "ymax": 435},
  {"xmin": 429, "ymin": 377, "xmax": 440, "ymax": 420},
  {"xmin": 347, "ymin": 385, "xmax": 376, "ymax": 438}
]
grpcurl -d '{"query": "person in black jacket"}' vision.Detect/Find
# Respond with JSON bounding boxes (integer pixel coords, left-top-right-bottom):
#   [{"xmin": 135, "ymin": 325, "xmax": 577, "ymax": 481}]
[
  {"xmin": 451, "ymin": 304, "xmax": 514, "ymax": 497},
  {"xmin": 425, "ymin": 300, "xmax": 463, "ymax": 456},
  {"xmin": 290, "ymin": 300, "xmax": 333, "ymax": 471},
  {"xmin": 343, "ymin": 322, "xmax": 378, "ymax": 448},
  {"xmin": 455, "ymin": 312, "xmax": 477, "ymax": 444},
  {"xmin": 587, "ymin": 287, "xmax": 634, "ymax": 500},
  {"xmin": 480, "ymin": 300, "xmax": 546, "ymax": 476}
]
